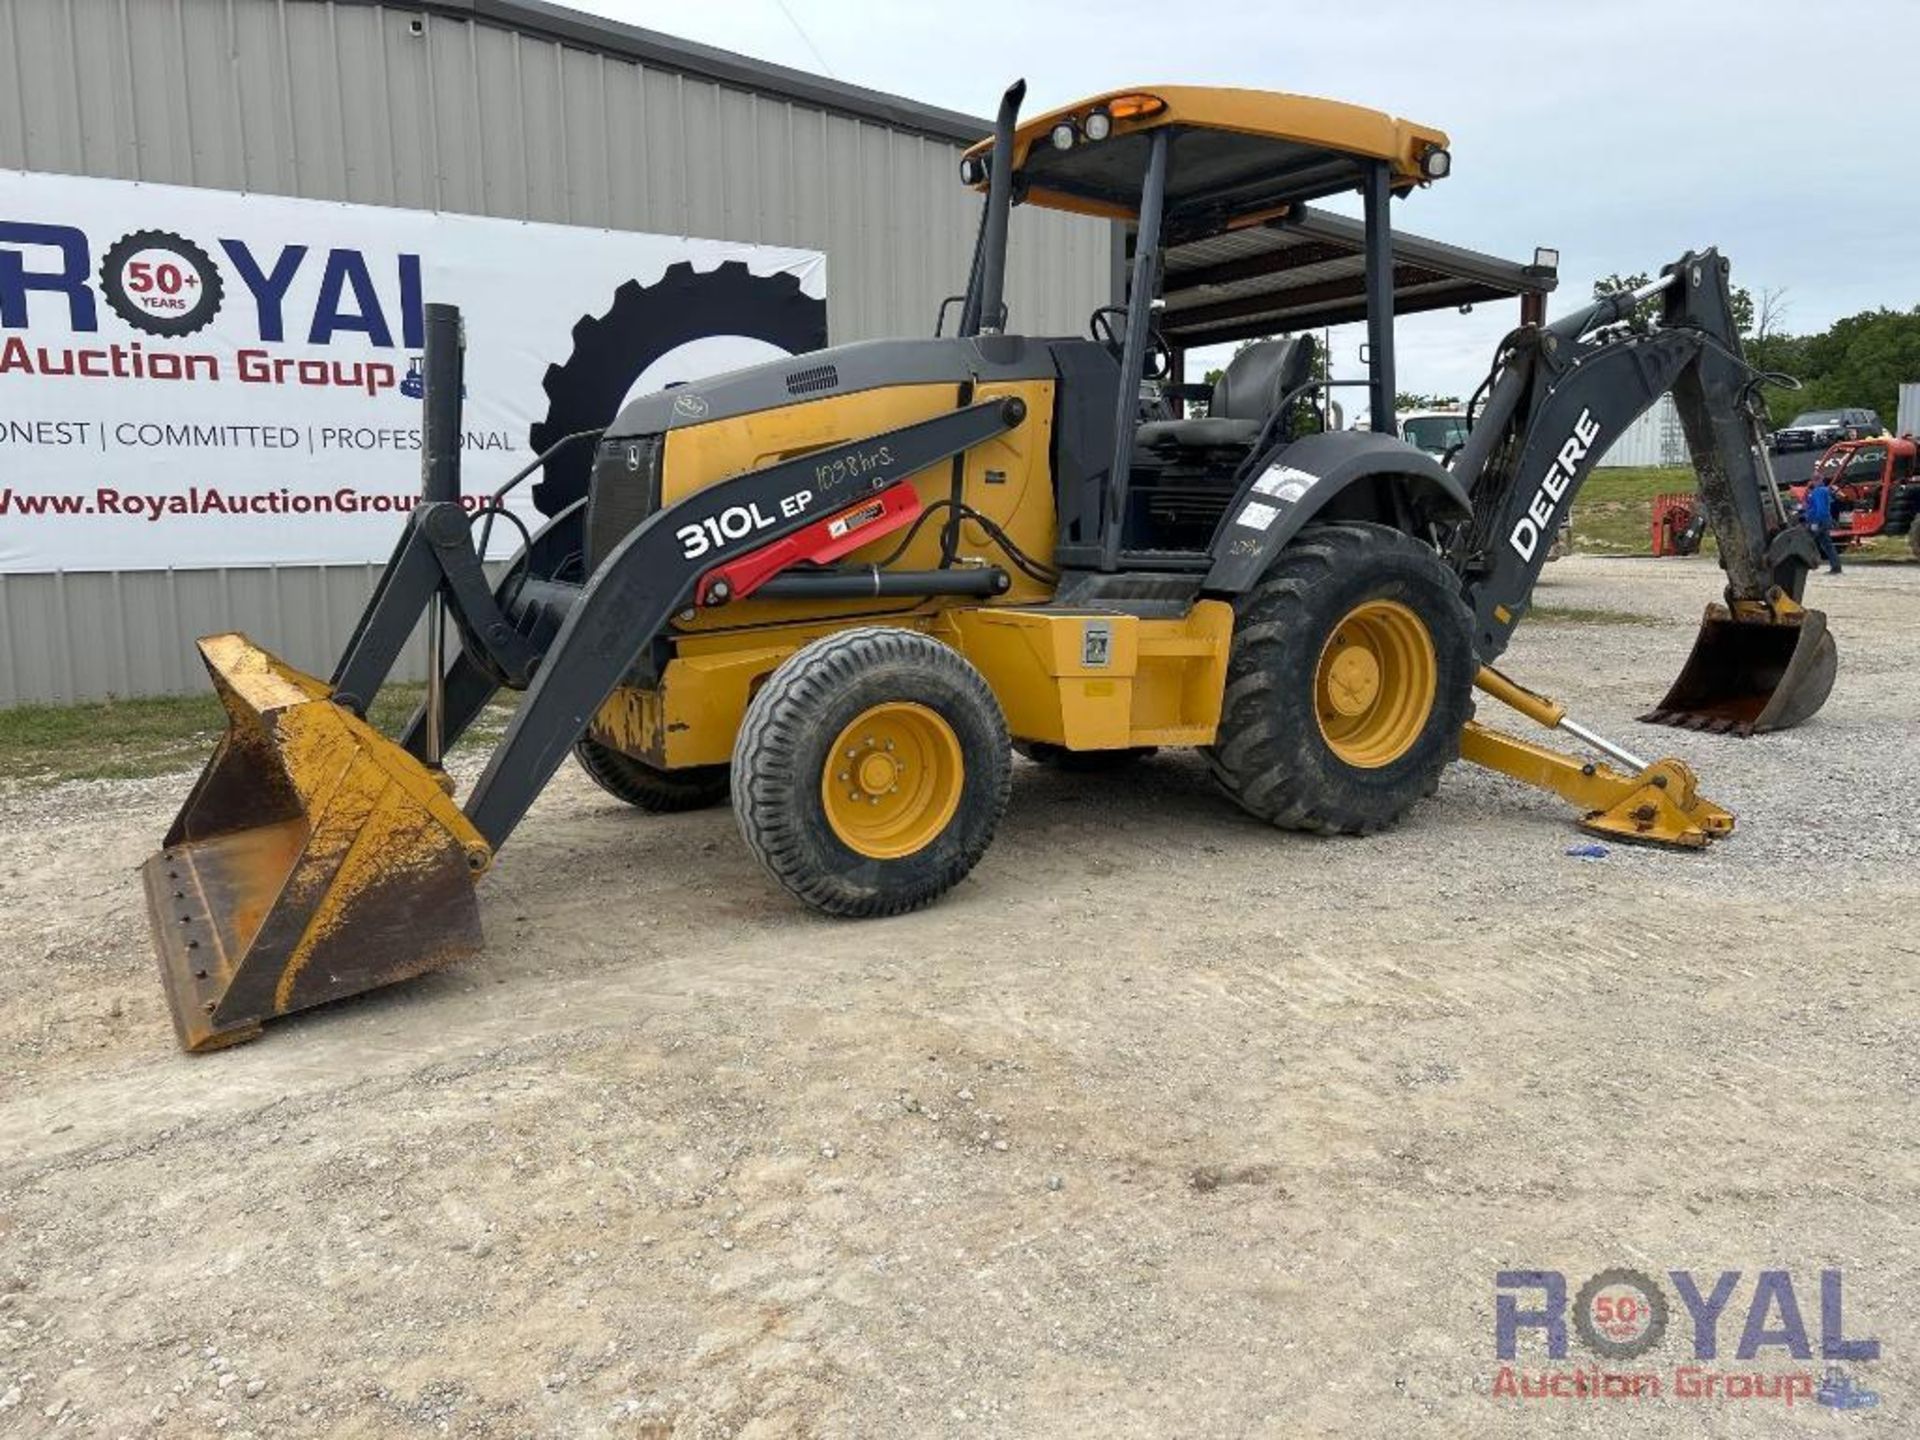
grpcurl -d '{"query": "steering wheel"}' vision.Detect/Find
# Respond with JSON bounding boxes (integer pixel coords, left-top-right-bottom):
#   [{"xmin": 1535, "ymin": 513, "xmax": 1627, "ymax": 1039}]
[{"xmin": 1089, "ymin": 305, "xmax": 1172, "ymax": 381}]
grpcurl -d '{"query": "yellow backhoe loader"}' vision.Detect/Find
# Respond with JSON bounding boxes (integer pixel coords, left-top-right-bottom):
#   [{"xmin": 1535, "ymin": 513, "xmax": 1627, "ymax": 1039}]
[{"xmin": 144, "ymin": 82, "xmax": 1836, "ymax": 1051}]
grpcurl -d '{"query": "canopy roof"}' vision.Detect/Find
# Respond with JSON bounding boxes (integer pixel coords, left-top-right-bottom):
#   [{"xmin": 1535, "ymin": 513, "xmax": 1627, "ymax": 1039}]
[
  {"xmin": 964, "ymin": 86, "xmax": 1450, "ymax": 224},
  {"xmin": 1152, "ymin": 206, "xmax": 1558, "ymax": 349}
]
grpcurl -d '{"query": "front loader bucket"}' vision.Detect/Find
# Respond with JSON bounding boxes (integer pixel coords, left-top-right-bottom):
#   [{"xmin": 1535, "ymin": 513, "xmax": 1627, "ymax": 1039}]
[
  {"xmin": 1640, "ymin": 604, "xmax": 1837, "ymax": 736},
  {"xmin": 142, "ymin": 634, "xmax": 491, "ymax": 1052}
]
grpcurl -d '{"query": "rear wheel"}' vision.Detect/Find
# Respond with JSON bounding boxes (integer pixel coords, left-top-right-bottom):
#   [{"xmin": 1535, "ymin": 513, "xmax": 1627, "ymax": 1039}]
[
  {"xmin": 575, "ymin": 737, "xmax": 730, "ymax": 813},
  {"xmin": 1206, "ymin": 522, "xmax": 1475, "ymax": 833},
  {"xmin": 733, "ymin": 628, "xmax": 1011, "ymax": 916},
  {"xmin": 1886, "ymin": 485, "xmax": 1917, "ymax": 530}
]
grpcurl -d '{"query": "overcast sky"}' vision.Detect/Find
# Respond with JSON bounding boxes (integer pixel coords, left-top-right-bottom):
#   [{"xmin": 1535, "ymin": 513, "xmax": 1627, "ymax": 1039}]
[{"xmin": 567, "ymin": 0, "xmax": 1915, "ymax": 404}]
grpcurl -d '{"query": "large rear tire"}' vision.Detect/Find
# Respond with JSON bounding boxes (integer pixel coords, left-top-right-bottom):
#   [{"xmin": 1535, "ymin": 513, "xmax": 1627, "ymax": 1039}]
[
  {"xmin": 733, "ymin": 628, "xmax": 1011, "ymax": 917},
  {"xmin": 574, "ymin": 737, "xmax": 730, "ymax": 813},
  {"xmin": 1206, "ymin": 522, "xmax": 1474, "ymax": 834}
]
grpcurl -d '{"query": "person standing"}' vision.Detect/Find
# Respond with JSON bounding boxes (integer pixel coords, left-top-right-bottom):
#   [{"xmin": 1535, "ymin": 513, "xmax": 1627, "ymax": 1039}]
[{"xmin": 1802, "ymin": 472, "xmax": 1843, "ymax": 575}]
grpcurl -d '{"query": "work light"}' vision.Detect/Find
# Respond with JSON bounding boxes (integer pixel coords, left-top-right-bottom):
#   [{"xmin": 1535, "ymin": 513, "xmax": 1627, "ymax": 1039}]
[{"xmin": 1050, "ymin": 122, "xmax": 1076, "ymax": 151}]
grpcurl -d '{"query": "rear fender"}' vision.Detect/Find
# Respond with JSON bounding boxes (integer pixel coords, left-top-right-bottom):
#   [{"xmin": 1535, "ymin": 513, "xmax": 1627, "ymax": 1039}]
[{"xmin": 1203, "ymin": 431, "xmax": 1471, "ymax": 594}]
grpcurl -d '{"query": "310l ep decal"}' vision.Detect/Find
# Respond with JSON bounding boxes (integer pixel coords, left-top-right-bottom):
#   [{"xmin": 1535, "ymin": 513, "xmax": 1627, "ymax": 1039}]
[{"xmin": 674, "ymin": 488, "xmax": 816, "ymax": 560}]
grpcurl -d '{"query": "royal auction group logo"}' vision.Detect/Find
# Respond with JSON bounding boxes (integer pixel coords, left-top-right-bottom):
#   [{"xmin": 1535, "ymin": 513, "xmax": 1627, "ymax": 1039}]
[
  {"xmin": 96, "ymin": 229, "xmax": 226, "ymax": 337},
  {"xmin": 1494, "ymin": 1267, "xmax": 1881, "ymax": 1410}
]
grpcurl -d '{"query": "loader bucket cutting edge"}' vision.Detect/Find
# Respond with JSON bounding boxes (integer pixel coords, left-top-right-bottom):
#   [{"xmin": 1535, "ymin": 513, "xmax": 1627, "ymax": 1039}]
[
  {"xmin": 1640, "ymin": 604, "xmax": 1837, "ymax": 736},
  {"xmin": 143, "ymin": 634, "xmax": 491, "ymax": 1053}
]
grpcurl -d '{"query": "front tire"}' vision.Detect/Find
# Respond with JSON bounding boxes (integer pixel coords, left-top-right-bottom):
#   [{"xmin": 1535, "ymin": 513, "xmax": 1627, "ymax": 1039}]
[
  {"xmin": 1206, "ymin": 522, "xmax": 1475, "ymax": 834},
  {"xmin": 733, "ymin": 628, "xmax": 1011, "ymax": 917}
]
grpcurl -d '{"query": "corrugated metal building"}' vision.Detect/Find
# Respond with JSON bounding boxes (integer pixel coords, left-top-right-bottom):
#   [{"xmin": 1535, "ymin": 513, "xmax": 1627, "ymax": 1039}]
[
  {"xmin": 1595, "ymin": 393, "xmax": 1687, "ymax": 469},
  {"xmin": 0, "ymin": 0, "xmax": 1111, "ymax": 704}
]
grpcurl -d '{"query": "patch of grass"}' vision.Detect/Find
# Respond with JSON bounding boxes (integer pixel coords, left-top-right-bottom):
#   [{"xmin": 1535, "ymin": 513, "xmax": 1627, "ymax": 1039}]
[
  {"xmin": 1849, "ymin": 535, "xmax": 1916, "ymax": 566},
  {"xmin": 1569, "ymin": 465, "xmax": 1700, "ymax": 555},
  {"xmin": 0, "ymin": 683, "xmax": 508, "ymax": 785},
  {"xmin": 1526, "ymin": 603, "xmax": 1660, "ymax": 626}
]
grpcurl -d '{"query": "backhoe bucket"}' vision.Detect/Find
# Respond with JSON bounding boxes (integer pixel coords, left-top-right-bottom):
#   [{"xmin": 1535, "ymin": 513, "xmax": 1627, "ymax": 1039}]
[
  {"xmin": 1641, "ymin": 604, "xmax": 1837, "ymax": 735},
  {"xmin": 142, "ymin": 634, "xmax": 491, "ymax": 1052}
]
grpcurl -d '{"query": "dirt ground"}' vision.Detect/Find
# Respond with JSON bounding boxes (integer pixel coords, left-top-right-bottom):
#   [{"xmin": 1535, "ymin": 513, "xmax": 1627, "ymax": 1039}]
[{"xmin": 1, "ymin": 555, "xmax": 1915, "ymax": 1439}]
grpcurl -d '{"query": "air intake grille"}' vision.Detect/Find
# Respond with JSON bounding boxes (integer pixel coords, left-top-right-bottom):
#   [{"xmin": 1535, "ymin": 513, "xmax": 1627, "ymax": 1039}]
[
  {"xmin": 785, "ymin": 364, "xmax": 839, "ymax": 396},
  {"xmin": 586, "ymin": 434, "xmax": 663, "ymax": 569}
]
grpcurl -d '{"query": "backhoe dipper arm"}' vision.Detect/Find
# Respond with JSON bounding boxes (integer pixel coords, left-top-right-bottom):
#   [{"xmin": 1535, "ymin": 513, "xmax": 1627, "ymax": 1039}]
[
  {"xmin": 1449, "ymin": 249, "xmax": 1814, "ymax": 662},
  {"xmin": 1659, "ymin": 254, "xmax": 1814, "ymax": 601}
]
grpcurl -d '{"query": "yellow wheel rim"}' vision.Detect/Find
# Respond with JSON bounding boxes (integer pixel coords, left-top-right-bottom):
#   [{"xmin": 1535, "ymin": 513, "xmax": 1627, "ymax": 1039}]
[
  {"xmin": 821, "ymin": 702, "xmax": 965, "ymax": 859},
  {"xmin": 1313, "ymin": 599, "xmax": 1437, "ymax": 768}
]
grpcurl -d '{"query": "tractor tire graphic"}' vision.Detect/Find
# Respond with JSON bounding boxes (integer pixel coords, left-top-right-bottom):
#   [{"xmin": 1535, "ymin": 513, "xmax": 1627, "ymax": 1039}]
[
  {"xmin": 529, "ymin": 260, "xmax": 826, "ymax": 517},
  {"xmin": 97, "ymin": 229, "xmax": 225, "ymax": 338},
  {"xmin": 1573, "ymin": 1267, "xmax": 1669, "ymax": 1361}
]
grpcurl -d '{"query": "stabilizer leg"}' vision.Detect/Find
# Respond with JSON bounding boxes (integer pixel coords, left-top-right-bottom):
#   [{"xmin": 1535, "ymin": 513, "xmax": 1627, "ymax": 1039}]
[{"xmin": 1463, "ymin": 668, "xmax": 1733, "ymax": 849}]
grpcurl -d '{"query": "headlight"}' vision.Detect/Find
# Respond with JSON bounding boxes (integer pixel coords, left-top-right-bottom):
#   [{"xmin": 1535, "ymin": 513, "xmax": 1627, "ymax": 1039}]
[
  {"xmin": 1049, "ymin": 121, "xmax": 1077, "ymax": 151},
  {"xmin": 1084, "ymin": 109, "xmax": 1112, "ymax": 141},
  {"xmin": 959, "ymin": 154, "xmax": 987, "ymax": 186},
  {"xmin": 1420, "ymin": 146, "xmax": 1451, "ymax": 179}
]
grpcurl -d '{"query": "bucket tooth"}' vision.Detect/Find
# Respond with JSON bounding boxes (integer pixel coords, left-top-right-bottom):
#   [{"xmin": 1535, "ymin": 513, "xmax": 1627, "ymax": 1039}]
[
  {"xmin": 143, "ymin": 634, "xmax": 491, "ymax": 1053},
  {"xmin": 1641, "ymin": 603, "xmax": 1837, "ymax": 735}
]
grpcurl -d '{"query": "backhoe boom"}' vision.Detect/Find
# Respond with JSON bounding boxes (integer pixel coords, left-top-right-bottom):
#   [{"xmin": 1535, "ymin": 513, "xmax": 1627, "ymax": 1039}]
[{"xmin": 1443, "ymin": 249, "xmax": 1835, "ymax": 734}]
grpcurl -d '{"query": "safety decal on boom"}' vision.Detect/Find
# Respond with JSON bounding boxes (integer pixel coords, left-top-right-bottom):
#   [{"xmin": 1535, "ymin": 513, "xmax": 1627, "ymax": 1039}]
[{"xmin": 828, "ymin": 500, "xmax": 888, "ymax": 540}]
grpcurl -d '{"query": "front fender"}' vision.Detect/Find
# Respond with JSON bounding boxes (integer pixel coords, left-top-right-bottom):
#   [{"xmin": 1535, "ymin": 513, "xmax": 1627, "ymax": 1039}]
[{"xmin": 1203, "ymin": 431, "xmax": 1471, "ymax": 594}]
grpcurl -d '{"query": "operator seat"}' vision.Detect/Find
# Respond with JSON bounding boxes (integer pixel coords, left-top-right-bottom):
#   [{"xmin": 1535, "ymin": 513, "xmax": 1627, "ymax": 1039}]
[{"xmin": 1136, "ymin": 336, "xmax": 1316, "ymax": 451}]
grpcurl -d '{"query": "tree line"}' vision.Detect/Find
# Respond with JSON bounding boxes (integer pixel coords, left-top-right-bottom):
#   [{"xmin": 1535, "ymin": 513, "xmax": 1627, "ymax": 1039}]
[{"xmin": 1594, "ymin": 273, "xmax": 1919, "ymax": 432}]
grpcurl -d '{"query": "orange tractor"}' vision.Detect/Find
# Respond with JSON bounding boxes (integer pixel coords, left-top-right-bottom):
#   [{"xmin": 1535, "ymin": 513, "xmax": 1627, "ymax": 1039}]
[{"xmin": 1791, "ymin": 436, "xmax": 1920, "ymax": 556}]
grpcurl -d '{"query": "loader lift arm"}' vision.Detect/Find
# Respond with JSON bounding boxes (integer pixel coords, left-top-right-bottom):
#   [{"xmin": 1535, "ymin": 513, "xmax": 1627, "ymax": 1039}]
[
  {"xmin": 1441, "ymin": 249, "xmax": 1836, "ymax": 735},
  {"xmin": 146, "ymin": 348, "xmax": 1025, "ymax": 1051}
]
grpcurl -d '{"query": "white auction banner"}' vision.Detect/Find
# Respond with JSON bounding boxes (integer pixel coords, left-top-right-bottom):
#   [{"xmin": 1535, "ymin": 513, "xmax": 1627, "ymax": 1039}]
[{"xmin": 0, "ymin": 172, "xmax": 827, "ymax": 572}]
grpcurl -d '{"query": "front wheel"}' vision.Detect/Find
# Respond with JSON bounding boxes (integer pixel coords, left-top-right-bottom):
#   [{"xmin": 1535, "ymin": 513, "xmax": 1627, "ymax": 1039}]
[
  {"xmin": 732, "ymin": 628, "xmax": 1011, "ymax": 917},
  {"xmin": 1206, "ymin": 522, "xmax": 1475, "ymax": 834}
]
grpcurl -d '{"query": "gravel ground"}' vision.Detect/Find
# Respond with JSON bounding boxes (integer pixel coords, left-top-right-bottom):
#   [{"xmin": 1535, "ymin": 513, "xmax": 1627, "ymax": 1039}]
[{"xmin": 0, "ymin": 554, "xmax": 1915, "ymax": 1438}]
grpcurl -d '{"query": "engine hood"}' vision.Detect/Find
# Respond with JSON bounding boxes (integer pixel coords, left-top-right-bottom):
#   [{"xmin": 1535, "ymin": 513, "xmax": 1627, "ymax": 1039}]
[{"xmin": 603, "ymin": 335, "xmax": 1064, "ymax": 439}]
